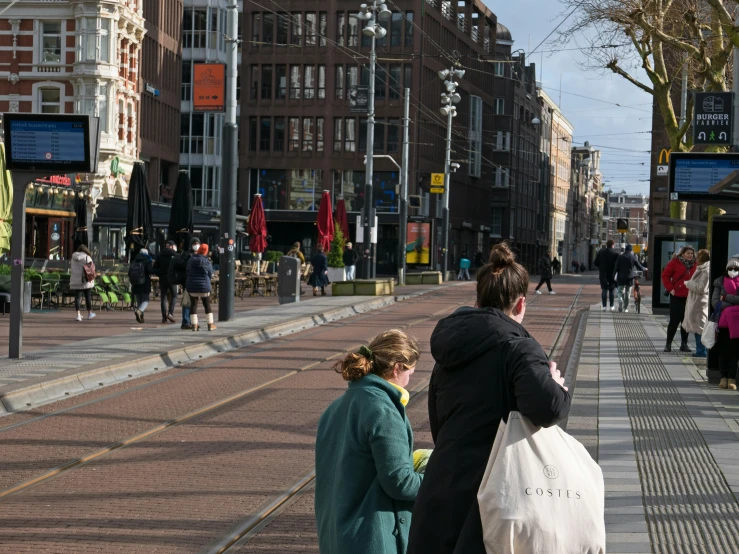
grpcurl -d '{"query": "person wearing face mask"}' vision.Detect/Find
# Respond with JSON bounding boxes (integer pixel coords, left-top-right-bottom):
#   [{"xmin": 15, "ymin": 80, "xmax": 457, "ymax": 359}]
[
  {"xmin": 407, "ymin": 243, "xmax": 571, "ymax": 554},
  {"xmin": 661, "ymin": 246, "xmax": 697, "ymax": 352},
  {"xmin": 712, "ymin": 255, "xmax": 739, "ymax": 390}
]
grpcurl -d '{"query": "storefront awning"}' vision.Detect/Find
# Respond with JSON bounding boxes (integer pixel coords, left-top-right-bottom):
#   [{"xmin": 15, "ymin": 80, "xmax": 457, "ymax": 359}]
[{"xmin": 93, "ymin": 197, "xmax": 220, "ymax": 229}]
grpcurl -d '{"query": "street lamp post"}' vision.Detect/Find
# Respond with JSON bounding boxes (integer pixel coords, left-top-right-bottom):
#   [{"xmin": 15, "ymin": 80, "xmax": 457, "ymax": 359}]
[
  {"xmin": 357, "ymin": 1, "xmax": 390, "ymax": 279},
  {"xmin": 438, "ymin": 67, "xmax": 464, "ymax": 280}
]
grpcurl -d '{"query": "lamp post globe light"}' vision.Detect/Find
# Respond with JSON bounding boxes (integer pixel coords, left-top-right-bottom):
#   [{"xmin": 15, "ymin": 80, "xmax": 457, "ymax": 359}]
[
  {"xmin": 357, "ymin": 1, "xmax": 390, "ymax": 278},
  {"xmin": 439, "ymin": 67, "xmax": 464, "ymax": 279}
]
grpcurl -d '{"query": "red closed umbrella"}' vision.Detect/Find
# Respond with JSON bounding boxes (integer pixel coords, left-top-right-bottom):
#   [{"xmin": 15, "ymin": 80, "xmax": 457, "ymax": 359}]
[
  {"xmin": 316, "ymin": 190, "xmax": 334, "ymax": 251},
  {"xmin": 248, "ymin": 194, "xmax": 268, "ymax": 274},
  {"xmin": 335, "ymin": 198, "xmax": 350, "ymax": 241}
]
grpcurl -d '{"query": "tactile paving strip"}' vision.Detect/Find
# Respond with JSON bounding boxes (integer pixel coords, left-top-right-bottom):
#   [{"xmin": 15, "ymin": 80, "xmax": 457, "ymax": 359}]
[{"xmin": 613, "ymin": 314, "xmax": 739, "ymax": 554}]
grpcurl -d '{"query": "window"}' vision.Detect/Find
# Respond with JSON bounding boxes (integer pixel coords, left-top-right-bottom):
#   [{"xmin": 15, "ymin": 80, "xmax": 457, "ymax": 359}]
[
  {"xmin": 335, "ymin": 65, "xmax": 344, "ymax": 99},
  {"xmin": 288, "ymin": 117, "xmax": 300, "ymax": 151},
  {"xmin": 348, "ymin": 14, "xmax": 359, "ymax": 47},
  {"xmin": 317, "ymin": 65, "xmax": 326, "ymax": 99},
  {"xmin": 251, "ymin": 13, "xmax": 261, "ymax": 43},
  {"xmin": 303, "ymin": 118, "xmax": 314, "ymax": 151},
  {"xmin": 316, "ymin": 117, "xmax": 324, "ymax": 152},
  {"xmin": 405, "ymin": 12, "xmax": 414, "ymax": 46},
  {"xmin": 305, "ymin": 12, "xmax": 316, "ymax": 46},
  {"xmin": 290, "ymin": 65, "xmax": 300, "ymax": 99},
  {"xmin": 291, "ymin": 13, "xmax": 302, "ymax": 46},
  {"xmin": 263, "ymin": 14, "xmax": 274, "ymax": 44},
  {"xmin": 319, "ymin": 13, "xmax": 327, "ymax": 46},
  {"xmin": 249, "ymin": 117, "xmax": 257, "ymax": 151},
  {"xmin": 276, "ymin": 14, "xmax": 288, "ymax": 44},
  {"xmin": 493, "ymin": 62, "xmax": 505, "ymax": 76},
  {"xmin": 389, "ymin": 64, "xmax": 401, "ymax": 99},
  {"xmin": 345, "ymin": 118, "xmax": 356, "ymax": 152},
  {"xmin": 494, "ymin": 98, "xmax": 505, "ymax": 115},
  {"xmin": 41, "ymin": 21, "xmax": 62, "ymax": 63},
  {"xmin": 261, "ymin": 65, "xmax": 272, "ymax": 99},
  {"xmin": 387, "ymin": 119, "xmax": 399, "ymax": 153},
  {"xmin": 304, "ymin": 66, "xmax": 315, "ymax": 99},
  {"xmin": 390, "ymin": 12, "xmax": 403, "ymax": 46},
  {"xmin": 337, "ymin": 13, "xmax": 346, "ymax": 46},
  {"xmin": 273, "ymin": 117, "xmax": 285, "ymax": 151},
  {"xmin": 491, "ymin": 208, "xmax": 503, "ymax": 237},
  {"xmin": 276, "ymin": 65, "xmax": 286, "ymax": 99},
  {"xmin": 334, "ymin": 118, "xmax": 342, "ymax": 151},
  {"xmin": 39, "ymin": 87, "xmax": 61, "ymax": 113},
  {"xmin": 250, "ymin": 65, "xmax": 259, "ymax": 100},
  {"xmin": 260, "ymin": 118, "xmax": 271, "ymax": 151}
]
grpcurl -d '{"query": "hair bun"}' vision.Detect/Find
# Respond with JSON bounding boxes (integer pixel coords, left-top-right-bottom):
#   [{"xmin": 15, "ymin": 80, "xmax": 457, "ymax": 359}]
[{"xmin": 488, "ymin": 243, "xmax": 516, "ymax": 269}]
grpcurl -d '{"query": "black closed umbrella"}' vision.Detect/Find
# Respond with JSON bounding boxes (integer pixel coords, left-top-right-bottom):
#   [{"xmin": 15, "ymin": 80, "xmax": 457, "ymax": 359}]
[
  {"xmin": 126, "ymin": 162, "xmax": 154, "ymax": 260},
  {"xmin": 168, "ymin": 170, "xmax": 193, "ymax": 252},
  {"xmin": 74, "ymin": 194, "xmax": 89, "ymax": 249}
]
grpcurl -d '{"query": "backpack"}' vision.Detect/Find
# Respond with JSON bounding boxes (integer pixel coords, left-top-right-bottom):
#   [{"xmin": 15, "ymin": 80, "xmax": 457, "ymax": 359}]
[
  {"xmin": 128, "ymin": 260, "xmax": 146, "ymax": 286},
  {"xmin": 82, "ymin": 260, "xmax": 96, "ymax": 283}
]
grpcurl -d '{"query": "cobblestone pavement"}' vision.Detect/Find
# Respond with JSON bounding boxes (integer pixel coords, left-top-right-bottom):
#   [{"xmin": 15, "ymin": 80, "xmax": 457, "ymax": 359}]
[{"xmin": 0, "ymin": 277, "xmax": 595, "ymax": 552}]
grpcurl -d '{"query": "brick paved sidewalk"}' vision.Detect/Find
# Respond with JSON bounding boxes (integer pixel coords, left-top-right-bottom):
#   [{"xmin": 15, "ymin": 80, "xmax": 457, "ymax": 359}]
[{"xmin": 568, "ymin": 304, "xmax": 739, "ymax": 554}]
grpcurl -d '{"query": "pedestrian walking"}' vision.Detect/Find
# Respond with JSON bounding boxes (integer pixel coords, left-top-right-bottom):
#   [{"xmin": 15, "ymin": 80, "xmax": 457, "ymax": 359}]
[
  {"xmin": 129, "ymin": 248, "xmax": 154, "ymax": 323},
  {"xmin": 309, "ymin": 243, "xmax": 329, "ymax": 296},
  {"xmin": 551, "ymin": 256, "xmax": 561, "ymax": 276},
  {"xmin": 683, "ymin": 249, "xmax": 711, "ymax": 358},
  {"xmin": 186, "ymin": 243, "xmax": 216, "ymax": 331},
  {"xmin": 712, "ymin": 255, "xmax": 739, "ymax": 390},
  {"xmin": 661, "ymin": 246, "xmax": 697, "ymax": 352},
  {"xmin": 286, "ymin": 241, "xmax": 306, "ymax": 264},
  {"xmin": 457, "ymin": 252, "xmax": 471, "ymax": 281},
  {"xmin": 407, "ymin": 243, "xmax": 571, "ymax": 554},
  {"xmin": 154, "ymin": 240, "xmax": 178, "ymax": 324},
  {"xmin": 169, "ymin": 237, "xmax": 200, "ymax": 329},
  {"xmin": 69, "ymin": 245, "xmax": 96, "ymax": 322},
  {"xmin": 614, "ymin": 244, "xmax": 646, "ymax": 313},
  {"xmin": 315, "ymin": 329, "xmax": 424, "ymax": 554},
  {"xmin": 594, "ymin": 241, "xmax": 619, "ymax": 311},
  {"xmin": 534, "ymin": 251, "xmax": 556, "ymax": 294},
  {"xmin": 343, "ymin": 241, "xmax": 359, "ymax": 281}
]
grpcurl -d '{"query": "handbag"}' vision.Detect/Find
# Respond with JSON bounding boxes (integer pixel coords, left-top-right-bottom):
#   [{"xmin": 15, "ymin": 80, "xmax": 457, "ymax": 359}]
[
  {"xmin": 702, "ymin": 301, "xmax": 723, "ymax": 350},
  {"xmin": 477, "ymin": 412, "xmax": 605, "ymax": 554},
  {"xmin": 181, "ymin": 290, "xmax": 191, "ymax": 309}
]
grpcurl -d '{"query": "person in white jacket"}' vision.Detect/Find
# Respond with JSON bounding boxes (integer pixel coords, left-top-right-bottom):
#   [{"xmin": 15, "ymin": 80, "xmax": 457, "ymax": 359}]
[
  {"xmin": 69, "ymin": 245, "xmax": 96, "ymax": 321},
  {"xmin": 683, "ymin": 249, "xmax": 711, "ymax": 358}
]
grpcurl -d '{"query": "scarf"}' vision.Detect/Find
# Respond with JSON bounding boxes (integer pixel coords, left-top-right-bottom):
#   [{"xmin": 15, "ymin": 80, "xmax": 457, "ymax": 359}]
[
  {"xmin": 389, "ymin": 382, "xmax": 410, "ymax": 406},
  {"xmin": 678, "ymin": 256, "xmax": 695, "ymax": 270}
]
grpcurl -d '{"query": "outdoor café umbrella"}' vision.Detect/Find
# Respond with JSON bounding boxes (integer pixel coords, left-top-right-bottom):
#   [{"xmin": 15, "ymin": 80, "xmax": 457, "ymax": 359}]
[
  {"xmin": 168, "ymin": 170, "xmax": 193, "ymax": 251},
  {"xmin": 335, "ymin": 197, "xmax": 350, "ymax": 242},
  {"xmin": 316, "ymin": 190, "xmax": 334, "ymax": 252},
  {"xmin": 74, "ymin": 193, "xmax": 89, "ymax": 249},
  {"xmin": 248, "ymin": 194, "xmax": 268, "ymax": 275},
  {"xmin": 126, "ymin": 162, "xmax": 154, "ymax": 260},
  {"xmin": 0, "ymin": 143, "xmax": 12, "ymax": 256}
]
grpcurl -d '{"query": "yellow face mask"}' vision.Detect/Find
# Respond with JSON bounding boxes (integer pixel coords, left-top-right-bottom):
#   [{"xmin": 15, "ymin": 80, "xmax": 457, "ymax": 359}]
[{"xmin": 389, "ymin": 382, "xmax": 410, "ymax": 406}]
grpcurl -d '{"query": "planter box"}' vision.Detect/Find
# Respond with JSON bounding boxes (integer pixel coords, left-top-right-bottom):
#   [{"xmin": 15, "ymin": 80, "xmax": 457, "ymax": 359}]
[
  {"xmin": 331, "ymin": 281, "xmax": 356, "ymax": 296},
  {"xmin": 327, "ymin": 267, "xmax": 346, "ymax": 283},
  {"xmin": 354, "ymin": 279, "xmax": 394, "ymax": 296}
]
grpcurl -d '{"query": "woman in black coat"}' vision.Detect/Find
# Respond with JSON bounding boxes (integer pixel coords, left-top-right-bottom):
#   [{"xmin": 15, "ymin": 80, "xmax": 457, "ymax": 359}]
[
  {"xmin": 308, "ymin": 244, "xmax": 330, "ymax": 296},
  {"xmin": 407, "ymin": 243, "xmax": 571, "ymax": 554}
]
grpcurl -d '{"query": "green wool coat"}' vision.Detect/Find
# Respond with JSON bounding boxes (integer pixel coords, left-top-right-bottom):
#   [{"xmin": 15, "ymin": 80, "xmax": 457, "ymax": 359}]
[{"xmin": 315, "ymin": 373, "xmax": 423, "ymax": 554}]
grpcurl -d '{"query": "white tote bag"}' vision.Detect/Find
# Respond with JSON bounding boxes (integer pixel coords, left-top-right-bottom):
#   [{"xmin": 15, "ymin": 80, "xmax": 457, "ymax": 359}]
[{"xmin": 477, "ymin": 412, "xmax": 605, "ymax": 554}]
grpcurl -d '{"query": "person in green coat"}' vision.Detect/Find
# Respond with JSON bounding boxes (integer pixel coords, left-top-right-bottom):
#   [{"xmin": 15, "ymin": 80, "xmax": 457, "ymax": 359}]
[{"xmin": 315, "ymin": 330, "xmax": 425, "ymax": 554}]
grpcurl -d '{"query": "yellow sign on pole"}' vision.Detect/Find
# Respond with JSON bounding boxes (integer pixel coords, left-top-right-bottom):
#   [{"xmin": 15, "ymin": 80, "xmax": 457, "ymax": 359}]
[{"xmin": 430, "ymin": 173, "xmax": 445, "ymax": 194}]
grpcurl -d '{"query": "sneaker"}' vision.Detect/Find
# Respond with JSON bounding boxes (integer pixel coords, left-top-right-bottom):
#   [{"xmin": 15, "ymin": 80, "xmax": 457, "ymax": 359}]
[
  {"xmin": 75, "ymin": 315, "xmax": 83, "ymax": 322},
  {"xmin": 549, "ymin": 291, "xmax": 557, "ymax": 295},
  {"xmin": 88, "ymin": 312, "xmax": 96, "ymax": 320},
  {"xmin": 535, "ymin": 290, "xmax": 542, "ymax": 295}
]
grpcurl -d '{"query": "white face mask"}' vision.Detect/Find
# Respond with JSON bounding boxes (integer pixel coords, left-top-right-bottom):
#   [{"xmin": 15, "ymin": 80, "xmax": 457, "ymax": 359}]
[
  {"xmin": 192, "ymin": 244, "xmax": 200, "ymax": 252},
  {"xmin": 729, "ymin": 269, "xmax": 739, "ymax": 279}
]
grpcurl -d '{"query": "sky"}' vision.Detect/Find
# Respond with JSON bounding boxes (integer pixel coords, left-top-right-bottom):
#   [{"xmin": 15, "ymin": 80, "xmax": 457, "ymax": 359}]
[{"xmin": 489, "ymin": 0, "xmax": 653, "ymax": 196}]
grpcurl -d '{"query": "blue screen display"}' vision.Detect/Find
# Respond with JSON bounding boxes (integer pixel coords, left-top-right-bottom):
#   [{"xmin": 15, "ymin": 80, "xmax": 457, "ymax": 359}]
[{"xmin": 8, "ymin": 120, "xmax": 86, "ymax": 164}]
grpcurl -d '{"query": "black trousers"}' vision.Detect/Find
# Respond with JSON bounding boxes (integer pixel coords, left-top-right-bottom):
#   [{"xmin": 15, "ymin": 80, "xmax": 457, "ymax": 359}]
[
  {"xmin": 666, "ymin": 295, "xmax": 689, "ymax": 345},
  {"xmin": 190, "ymin": 295, "xmax": 212, "ymax": 315},
  {"xmin": 717, "ymin": 328, "xmax": 739, "ymax": 379},
  {"xmin": 75, "ymin": 289, "xmax": 92, "ymax": 312},
  {"xmin": 535, "ymin": 278, "xmax": 552, "ymax": 292}
]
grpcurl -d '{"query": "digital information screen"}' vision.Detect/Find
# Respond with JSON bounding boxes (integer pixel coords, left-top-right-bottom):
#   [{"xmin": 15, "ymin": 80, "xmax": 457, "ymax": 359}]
[
  {"xmin": 669, "ymin": 152, "xmax": 739, "ymax": 201},
  {"xmin": 8, "ymin": 120, "xmax": 86, "ymax": 164}
]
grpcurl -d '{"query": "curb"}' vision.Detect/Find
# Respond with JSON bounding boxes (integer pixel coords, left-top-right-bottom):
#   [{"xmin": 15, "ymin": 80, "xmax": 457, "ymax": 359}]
[{"xmin": 0, "ymin": 293, "xmax": 421, "ymax": 415}]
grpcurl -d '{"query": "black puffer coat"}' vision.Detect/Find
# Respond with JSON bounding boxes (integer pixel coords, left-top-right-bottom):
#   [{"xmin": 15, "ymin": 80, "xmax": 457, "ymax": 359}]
[{"xmin": 407, "ymin": 307, "xmax": 571, "ymax": 554}]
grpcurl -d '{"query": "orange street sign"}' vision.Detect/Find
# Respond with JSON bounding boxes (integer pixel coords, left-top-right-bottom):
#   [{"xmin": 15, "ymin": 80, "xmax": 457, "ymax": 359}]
[{"xmin": 193, "ymin": 63, "xmax": 225, "ymax": 112}]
